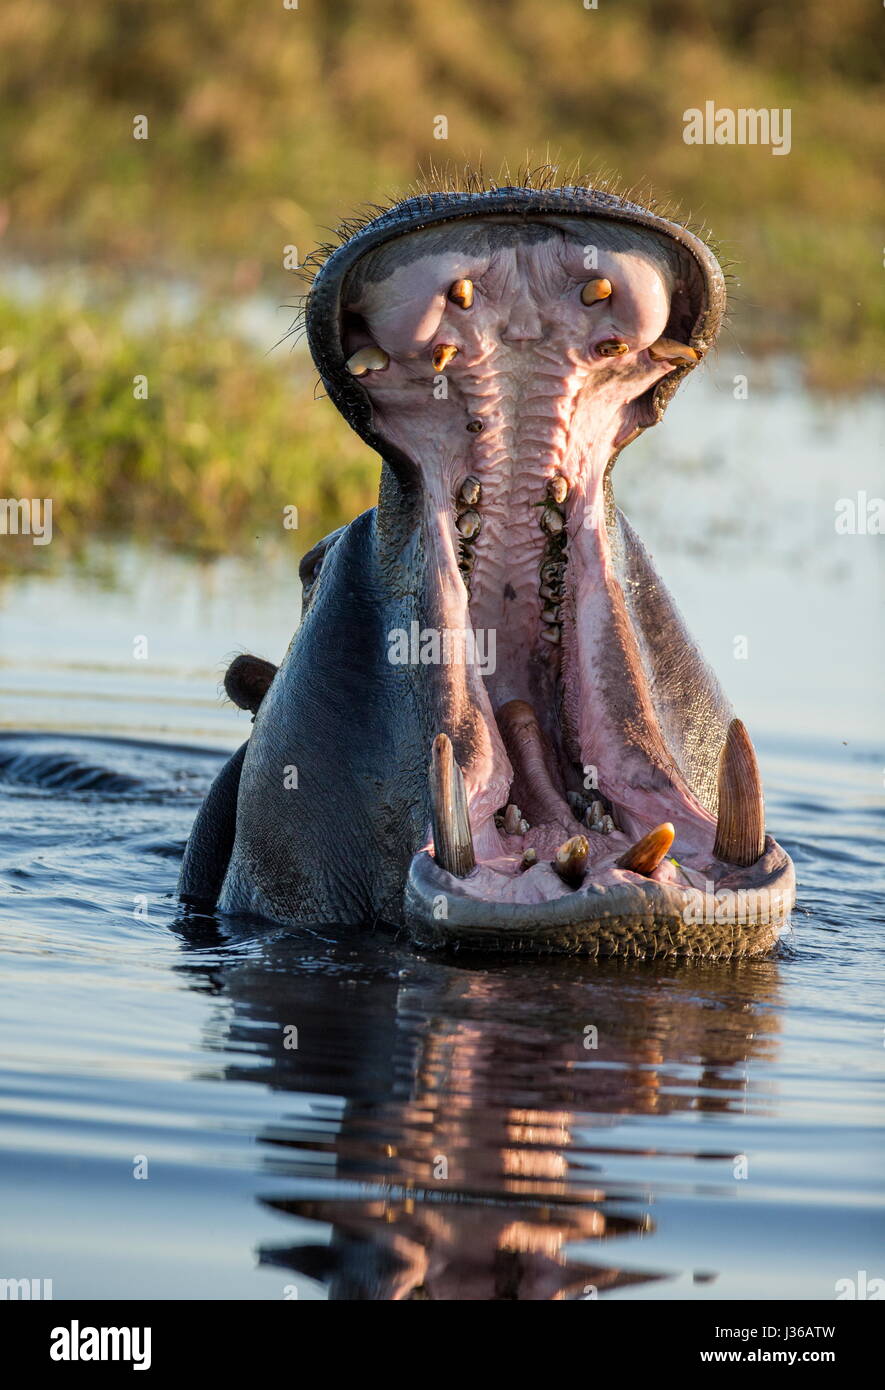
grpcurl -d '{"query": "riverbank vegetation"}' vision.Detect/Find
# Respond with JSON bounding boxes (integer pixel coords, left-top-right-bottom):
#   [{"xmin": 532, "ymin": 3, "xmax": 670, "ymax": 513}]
[{"xmin": 0, "ymin": 0, "xmax": 881, "ymax": 553}]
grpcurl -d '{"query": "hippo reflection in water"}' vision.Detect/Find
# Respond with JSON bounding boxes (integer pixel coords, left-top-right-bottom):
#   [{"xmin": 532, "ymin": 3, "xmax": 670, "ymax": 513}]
[{"xmin": 180, "ymin": 178, "xmax": 795, "ymax": 956}]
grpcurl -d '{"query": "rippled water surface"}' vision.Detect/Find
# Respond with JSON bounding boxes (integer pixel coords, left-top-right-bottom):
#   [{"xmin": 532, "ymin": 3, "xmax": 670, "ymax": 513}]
[{"xmin": 1, "ymin": 359, "xmax": 883, "ymax": 1299}]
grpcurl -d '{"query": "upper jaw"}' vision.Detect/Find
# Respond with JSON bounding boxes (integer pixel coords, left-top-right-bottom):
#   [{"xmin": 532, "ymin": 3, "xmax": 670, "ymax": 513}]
[{"xmin": 325, "ymin": 206, "xmax": 793, "ymax": 951}]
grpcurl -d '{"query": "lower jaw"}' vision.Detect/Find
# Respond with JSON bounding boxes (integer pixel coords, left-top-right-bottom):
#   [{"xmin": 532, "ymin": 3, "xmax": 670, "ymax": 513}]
[
  {"xmin": 404, "ymin": 842, "xmax": 796, "ymax": 957},
  {"xmin": 407, "ymin": 677, "xmax": 796, "ymax": 956},
  {"xmin": 406, "ymin": 524, "xmax": 796, "ymax": 956}
]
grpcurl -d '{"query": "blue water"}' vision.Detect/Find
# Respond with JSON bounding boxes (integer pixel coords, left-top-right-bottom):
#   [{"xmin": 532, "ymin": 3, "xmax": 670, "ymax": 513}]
[{"xmin": 0, "ymin": 358, "xmax": 883, "ymax": 1299}]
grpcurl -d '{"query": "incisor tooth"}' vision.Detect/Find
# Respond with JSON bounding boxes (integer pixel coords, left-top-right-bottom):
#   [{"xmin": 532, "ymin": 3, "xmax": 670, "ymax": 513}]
[
  {"xmin": 429, "ymin": 734, "xmax": 475, "ymax": 878},
  {"xmin": 448, "ymin": 279, "xmax": 474, "ymax": 309},
  {"xmin": 647, "ymin": 337, "xmax": 699, "ymax": 365},
  {"xmin": 617, "ymin": 823, "xmax": 675, "ymax": 876},
  {"xmin": 581, "ymin": 277, "xmax": 612, "ymax": 305},
  {"xmin": 346, "ymin": 346, "xmax": 389, "ymax": 375},
  {"xmin": 432, "ymin": 343, "xmax": 459, "ymax": 372},
  {"xmin": 553, "ymin": 835, "xmax": 589, "ymax": 887},
  {"xmin": 713, "ymin": 718, "xmax": 766, "ymax": 866},
  {"xmin": 596, "ymin": 339, "xmax": 629, "ymax": 358}
]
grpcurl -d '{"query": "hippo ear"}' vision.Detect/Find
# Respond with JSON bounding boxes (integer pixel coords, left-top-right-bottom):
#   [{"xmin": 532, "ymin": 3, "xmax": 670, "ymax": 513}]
[{"xmin": 223, "ymin": 655, "xmax": 278, "ymax": 715}]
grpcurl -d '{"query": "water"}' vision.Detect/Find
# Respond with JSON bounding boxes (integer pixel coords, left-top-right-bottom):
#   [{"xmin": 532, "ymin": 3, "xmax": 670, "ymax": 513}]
[{"xmin": 1, "ymin": 357, "xmax": 883, "ymax": 1300}]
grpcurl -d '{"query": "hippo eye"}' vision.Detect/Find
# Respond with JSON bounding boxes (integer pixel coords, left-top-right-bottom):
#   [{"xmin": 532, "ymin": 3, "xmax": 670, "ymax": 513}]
[
  {"xmin": 448, "ymin": 279, "xmax": 474, "ymax": 309},
  {"xmin": 580, "ymin": 278, "xmax": 612, "ymax": 306}
]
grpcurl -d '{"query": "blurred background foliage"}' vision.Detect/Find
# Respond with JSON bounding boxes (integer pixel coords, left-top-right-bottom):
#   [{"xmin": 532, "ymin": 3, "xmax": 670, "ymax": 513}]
[{"xmin": 0, "ymin": 0, "xmax": 882, "ymax": 552}]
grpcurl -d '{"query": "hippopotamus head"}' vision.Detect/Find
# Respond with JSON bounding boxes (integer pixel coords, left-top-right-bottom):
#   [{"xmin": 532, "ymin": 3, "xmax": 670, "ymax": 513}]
[{"xmin": 183, "ymin": 179, "xmax": 795, "ymax": 956}]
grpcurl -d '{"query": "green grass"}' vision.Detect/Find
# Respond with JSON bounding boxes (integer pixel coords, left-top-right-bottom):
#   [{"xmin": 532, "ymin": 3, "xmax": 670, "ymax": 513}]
[
  {"xmin": 0, "ymin": 290, "xmax": 378, "ymax": 565},
  {"xmin": 0, "ymin": 0, "xmax": 882, "ymax": 554}
]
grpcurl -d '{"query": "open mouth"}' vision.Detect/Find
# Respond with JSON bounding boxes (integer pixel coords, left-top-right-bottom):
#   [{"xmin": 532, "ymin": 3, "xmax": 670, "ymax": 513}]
[{"xmin": 323, "ymin": 205, "xmax": 794, "ymax": 953}]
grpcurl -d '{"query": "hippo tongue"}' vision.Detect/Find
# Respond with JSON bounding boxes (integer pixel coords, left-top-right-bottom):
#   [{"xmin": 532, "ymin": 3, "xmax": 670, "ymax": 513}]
[{"xmin": 496, "ymin": 699, "xmax": 574, "ymax": 836}]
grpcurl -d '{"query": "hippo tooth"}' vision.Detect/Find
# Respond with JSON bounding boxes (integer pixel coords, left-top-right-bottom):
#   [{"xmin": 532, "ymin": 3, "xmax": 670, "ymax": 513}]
[
  {"xmin": 647, "ymin": 337, "xmax": 699, "ymax": 365},
  {"xmin": 346, "ymin": 346, "xmax": 390, "ymax": 375},
  {"xmin": 458, "ymin": 475, "xmax": 482, "ymax": 506},
  {"xmin": 456, "ymin": 508, "xmax": 481, "ymax": 540},
  {"xmin": 596, "ymin": 339, "xmax": 630, "ymax": 358},
  {"xmin": 448, "ymin": 278, "xmax": 474, "ymax": 309},
  {"xmin": 553, "ymin": 835, "xmax": 590, "ymax": 887},
  {"xmin": 540, "ymin": 559, "xmax": 566, "ymax": 584},
  {"xmin": 546, "ymin": 473, "xmax": 569, "ymax": 504},
  {"xmin": 580, "ymin": 277, "xmax": 612, "ymax": 305},
  {"xmin": 617, "ymin": 822, "xmax": 675, "ymax": 875},
  {"xmin": 540, "ymin": 626, "xmax": 561, "ymax": 645},
  {"xmin": 713, "ymin": 718, "xmax": 766, "ymax": 866},
  {"xmin": 432, "ymin": 343, "xmax": 459, "ymax": 372},
  {"xmin": 542, "ymin": 604, "xmax": 561, "ymax": 624},
  {"xmin": 429, "ymin": 734, "xmax": 476, "ymax": 878},
  {"xmin": 503, "ymin": 803, "xmax": 522, "ymax": 835},
  {"xmin": 598, "ymin": 815, "xmax": 615, "ymax": 835},
  {"xmin": 540, "ymin": 505, "xmax": 565, "ymax": 535},
  {"xmin": 585, "ymin": 800, "xmax": 604, "ymax": 829},
  {"xmin": 518, "ymin": 818, "xmax": 530, "ymax": 835},
  {"xmin": 520, "ymin": 848, "xmax": 538, "ymax": 871},
  {"xmin": 567, "ymin": 790, "xmax": 586, "ymax": 818}
]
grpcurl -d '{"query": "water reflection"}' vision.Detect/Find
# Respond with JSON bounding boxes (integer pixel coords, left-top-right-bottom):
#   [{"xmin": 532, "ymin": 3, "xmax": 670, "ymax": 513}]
[{"xmin": 172, "ymin": 918, "xmax": 783, "ymax": 1300}]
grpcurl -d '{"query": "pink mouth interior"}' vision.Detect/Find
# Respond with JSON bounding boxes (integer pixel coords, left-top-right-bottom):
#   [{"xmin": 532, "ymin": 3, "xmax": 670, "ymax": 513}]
[{"xmin": 342, "ymin": 217, "xmax": 729, "ymax": 906}]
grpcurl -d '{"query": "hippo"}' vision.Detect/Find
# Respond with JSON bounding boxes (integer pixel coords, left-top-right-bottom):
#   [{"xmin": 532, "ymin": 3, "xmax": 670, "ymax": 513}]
[{"xmin": 179, "ymin": 179, "xmax": 795, "ymax": 956}]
